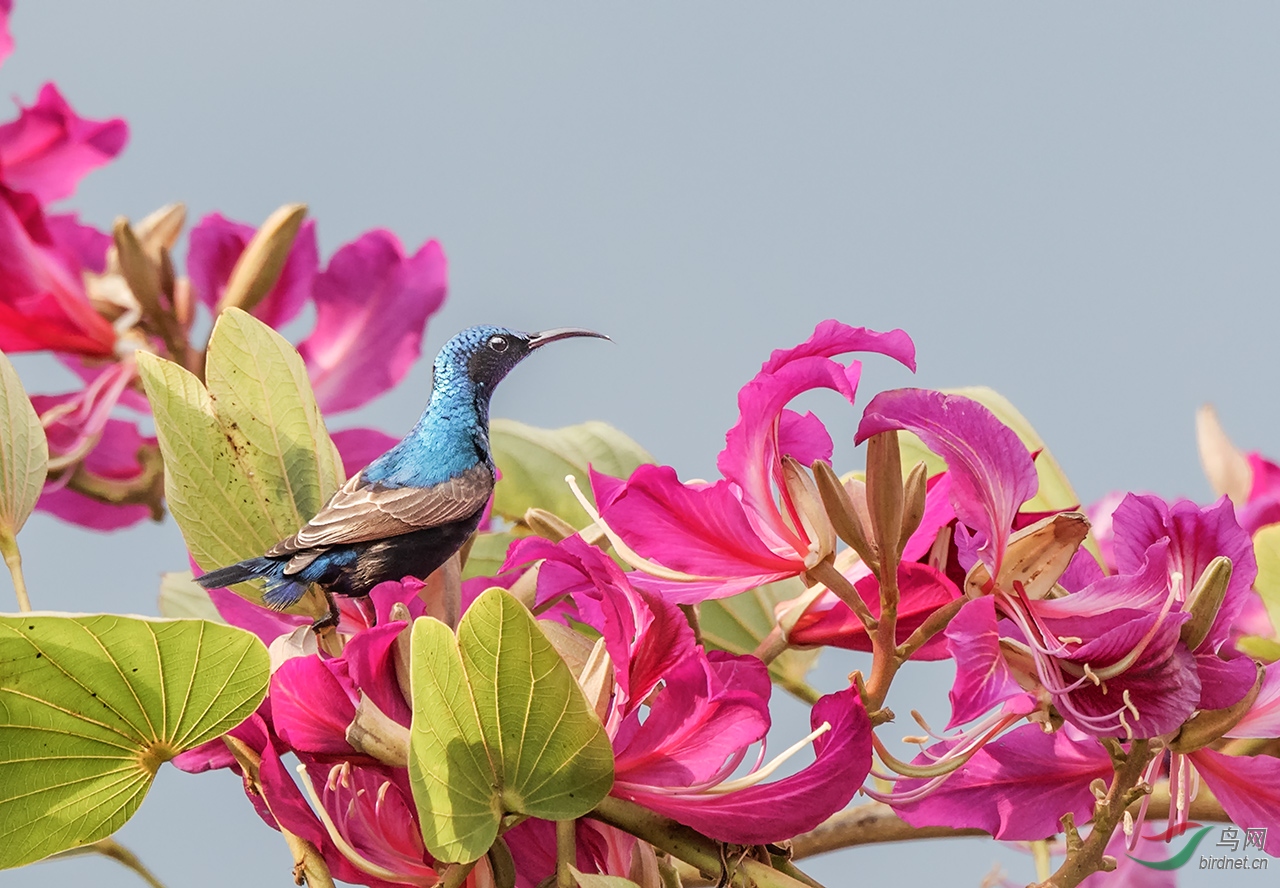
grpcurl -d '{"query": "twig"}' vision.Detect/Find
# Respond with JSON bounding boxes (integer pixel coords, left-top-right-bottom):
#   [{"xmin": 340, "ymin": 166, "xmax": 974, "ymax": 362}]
[
  {"xmin": 0, "ymin": 530, "xmax": 31, "ymax": 612},
  {"xmin": 48, "ymin": 837, "xmax": 168, "ymax": 888}
]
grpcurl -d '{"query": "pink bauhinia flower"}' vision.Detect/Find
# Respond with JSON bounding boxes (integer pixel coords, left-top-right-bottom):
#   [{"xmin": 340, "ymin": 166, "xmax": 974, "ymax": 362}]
[
  {"xmin": 512, "ymin": 536, "xmax": 873, "ymax": 845},
  {"xmin": 588, "ymin": 320, "xmax": 916, "ymax": 603}
]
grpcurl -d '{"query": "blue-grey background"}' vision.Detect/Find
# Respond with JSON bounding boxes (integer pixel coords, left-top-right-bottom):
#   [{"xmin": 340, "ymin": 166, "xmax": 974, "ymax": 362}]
[{"xmin": 4, "ymin": 2, "xmax": 1278, "ymax": 885}]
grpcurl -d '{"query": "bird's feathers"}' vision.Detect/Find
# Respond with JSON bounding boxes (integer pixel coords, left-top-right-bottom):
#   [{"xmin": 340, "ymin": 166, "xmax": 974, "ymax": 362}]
[{"xmin": 266, "ymin": 462, "xmax": 494, "ymax": 559}]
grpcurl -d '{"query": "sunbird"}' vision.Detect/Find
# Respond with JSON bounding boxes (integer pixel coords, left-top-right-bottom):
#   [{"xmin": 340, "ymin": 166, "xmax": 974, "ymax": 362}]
[{"xmin": 196, "ymin": 324, "xmax": 608, "ymax": 627}]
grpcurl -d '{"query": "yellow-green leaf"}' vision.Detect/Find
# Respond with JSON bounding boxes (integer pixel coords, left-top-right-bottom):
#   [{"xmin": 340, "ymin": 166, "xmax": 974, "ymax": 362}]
[
  {"xmin": 699, "ymin": 578, "xmax": 820, "ymax": 703},
  {"xmin": 0, "ymin": 615, "xmax": 268, "ymax": 868},
  {"xmin": 489, "ymin": 420, "xmax": 652, "ymax": 528},
  {"xmin": 157, "ymin": 571, "xmax": 224, "ymax": 622},
  {"xmin": 137, "ymin": 308, "xmax": 342, "ymax": 619},
  {"xmin": 0, "ymin": 349, "xmax": 48, "ymax": 537},
  {"xmin": 461, "ymin": 531, "xmax": 520, "ymax": 581},
  {"xmin": 409, "ymin": 589, "xmax": 614, "ymax": 863},
  {"xmin": 1251, "ymin": 523, "xmax": 1280, "ymax": 641}
]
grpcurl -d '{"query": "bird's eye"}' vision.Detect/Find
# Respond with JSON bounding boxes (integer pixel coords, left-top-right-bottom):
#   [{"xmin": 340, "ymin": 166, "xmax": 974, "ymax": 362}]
[{"xmin": 488, "ymin": 335, "xmax": 509, "ymax": 353}]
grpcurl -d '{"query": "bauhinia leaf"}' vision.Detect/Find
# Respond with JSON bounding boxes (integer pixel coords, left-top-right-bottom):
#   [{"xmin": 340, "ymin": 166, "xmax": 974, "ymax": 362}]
[
  {"xmin": 409, "ymin": 588, "xmax": 615, "ymax": 863},
  {"xmin": 698, "ymin": 578, "xmax": 820, "ymax": 703},
  {"xmin": 0, "ymin": 349, "xmax": 48, "ymax": 537},
  {"xmin": 0, "ymin": 615, "xmax": 268, "ymax": 868},
  {"xmin": 489, "ymin": 419, "xmax": 652, "ymax": 528},
  {"xmin": 157, "ymin": 571, "xmax": 224, "ymax": 622},
  {"xmin": 1251, "ymin": 523, "xmax": 1280, "ymax": 647},
  {"xmin": 137, "ymin": 308, "xmax": 342, "ymax": 619}
]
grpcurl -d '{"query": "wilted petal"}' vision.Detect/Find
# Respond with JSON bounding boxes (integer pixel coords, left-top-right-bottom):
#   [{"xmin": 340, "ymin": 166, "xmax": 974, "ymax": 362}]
[
  {"xmin": 187, "ymin": 212, "xmax": 318, "ymax": 328},
  {"xmin": 0, "ymin": 83, "xmax": 128, "ymax": 203},
  {"xmin": 1191, "ymin": 748, "xmax": 1280, "ymax": 856},
  {"xmin": 946, "ymin": 596, "xmax": 1025, "ymax": 727},
  {"xmin": 0, "ymin": 187, "xmax": 114, "ymax": 356},
  {"xmin": 618, "ymin": 687, "xmax": 871, "ymax": 846},
  {"xmin": 299, "ymin": 232, "xmax": 447, "ymax": 413},
  {"xmin": 894, "ymin": 725, "xmax": 1111, "ymax": 840},
  {"xmin": 331, "ymin": 427, "xmax": 399, "ymax": 479},
  {"xmin": 857, "ymin": 388, "xmax": 1037, "ymax": 581}
]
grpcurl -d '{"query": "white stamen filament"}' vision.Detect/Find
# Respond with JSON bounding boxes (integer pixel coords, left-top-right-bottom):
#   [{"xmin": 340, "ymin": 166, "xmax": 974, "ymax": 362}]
[
  {"xmin": 707, "ymin": 722, "xmax": 832, "ymax": 794},
  {"xmin": 565, "ymin": 475, "xmax": 716, "ymax": 582}
]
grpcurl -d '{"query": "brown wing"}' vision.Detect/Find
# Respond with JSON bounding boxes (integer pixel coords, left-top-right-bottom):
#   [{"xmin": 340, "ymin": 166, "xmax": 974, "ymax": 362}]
[{"xmin": 266, "ymin": 462, "xmax": 493, "ymax": 557}]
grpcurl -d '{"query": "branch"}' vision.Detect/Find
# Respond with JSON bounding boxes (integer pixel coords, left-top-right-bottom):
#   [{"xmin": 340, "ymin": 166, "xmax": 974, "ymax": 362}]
[{"xmin": 590, "ymin": 796, "xmax": 820, "ymax": 888}]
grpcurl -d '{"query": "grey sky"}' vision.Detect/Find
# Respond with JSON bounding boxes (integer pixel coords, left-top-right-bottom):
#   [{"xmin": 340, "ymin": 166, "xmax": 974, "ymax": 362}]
[{"xmin": 4, "ymin": 3, "xmax": 1277, "ymax": 886}]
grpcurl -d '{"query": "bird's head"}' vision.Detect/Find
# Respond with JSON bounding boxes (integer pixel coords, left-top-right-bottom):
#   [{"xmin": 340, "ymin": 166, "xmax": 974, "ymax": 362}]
[{"xmin": 433, "ymin": 324, "xmax": 610, "ymax": 398}]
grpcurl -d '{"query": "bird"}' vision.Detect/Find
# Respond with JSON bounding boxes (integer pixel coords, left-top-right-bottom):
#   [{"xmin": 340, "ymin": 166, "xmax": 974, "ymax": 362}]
[{"xmin": 196, "ymin": 324, "xmax": 609, "ymax": 628}]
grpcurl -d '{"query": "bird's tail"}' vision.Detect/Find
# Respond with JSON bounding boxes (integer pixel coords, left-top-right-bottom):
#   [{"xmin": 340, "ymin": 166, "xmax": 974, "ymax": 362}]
[{"xmin": 195, "ymin": 557, "xmax": 308, "ymax": 611}]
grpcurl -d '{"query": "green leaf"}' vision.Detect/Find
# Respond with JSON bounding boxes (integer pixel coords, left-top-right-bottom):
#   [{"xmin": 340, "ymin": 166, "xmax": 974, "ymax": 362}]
[
  {"xmin": 699, "ymin": 578, "xmax": 820, "ymax": 703},
  {"xmin": 137, "ymin": 308, "xmax": 343, "ymax": 618},
  {"xmin": 0, "ymin": 615, "xmax": 268, "ymax": 868},
  {"xmin": 157, "ymin": 571, "xmax": 225, "ymax": 622},
  {"xmin": 409, "ymin": 588, "xmax": 615, "ymax": 863},
  {"xmin": 1237, "ymin": 635, "xmax": 1280, "ymax": 662},
  {"xmin": 1250, "ymin": 523, "xmax": 1280, "ymax": 640},
  {"xmin": 0, "ymin": 349, "xmax": 48, "ymax": 537},
  {"xmin": 570, "ymin": 868, "xmax": 641, "ymax": 888},
  {"xmin": 489, "ymin": 419, "xmax": 652, "ymax": 528},
  {"xmin": 899, "ymin": 386, "xmax": 1080, "ymax": 513},
  {"xmin": 461, "ymin": 531, "xmax": 520, "ymax": 581}
]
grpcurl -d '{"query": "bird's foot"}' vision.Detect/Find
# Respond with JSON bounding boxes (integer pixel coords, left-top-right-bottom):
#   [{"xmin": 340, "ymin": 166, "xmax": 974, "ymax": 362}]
[{"xmin": 309, "ymin": 592, "xmax": 342, "ymax": 634}]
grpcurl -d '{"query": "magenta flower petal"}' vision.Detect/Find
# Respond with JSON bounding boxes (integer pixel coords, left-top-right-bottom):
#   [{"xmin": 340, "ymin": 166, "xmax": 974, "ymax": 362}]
[
  {"xmin": 187, "ymin": 212, "xmax": 319, "ymax": 329},
  {"xmin": 1227, "ymin": 664, "xmax": 1280, "ymax": 739},
  {"xmin": 45, "ymin": 213, "xmax": 110, "ymax": 273},
  {"xmin": 1195, "ymin": 652, "xmax": 1259, "ymax": 712},
  {"xmin": 788, "ymin": 561, "xmax": 961, "ymax": 660},
  {"xmin": 517, "ymin": 536, "xmax": 697, "ymax": 713},
  {"xmin": 341, "ymin": 622, "xmax": 412, "ymax": 727},
  {"xmin": 945, "ymin": 596, "xmax": 1025, "ymax": 727},
  {"xmin": 0, "ymin": 83, "xmax": 127, "ymax": 203},
  {"xmin": 298, "ymin": 231, "xmax": 447, "ymax": 413},
  {"xmin": 1191, "ymin": 748, "xmax": 1280, "ymax": 856},
  {"xmin": 0, "ymin": 187, "xmax": 114, "ymax": 356},
  {"xmin": 614, "ymin": 652, "xmax": 770, "ymax": 787},
  {"xmin": 270, "ymin": 656, "xmax": 359, "ymax": 756},
  {"xmin": 894, "ymin": 725, "xmax": 1111, "ymax": 840},
  {"xmin": 33, "ymin": 411, "xmax": 155, "ymax": 530},
  {"xmin": 331, "ymin": 427, "xmax": 400, "ymax": 479},
  {"xmin": 776, "ymin": 409, "xmax": 835, "ymax": 468},
  {"xmin": 1111, "ymin": 494, "xmax": 1256, "ymax": 651},
  {"xmin": 595, "ymin": 464, "xmax": 798, "ymax": 602},
  {"xmin": 0, "ymin": 1, "xmax": 12, "ymax": 67},
  {"xmin": 857, "ymin": 388, "xmax": 1037, "ymax": 580},
  {"xmin": 618, "ymin": 687, "xmax": 871, "ymax": 846}
]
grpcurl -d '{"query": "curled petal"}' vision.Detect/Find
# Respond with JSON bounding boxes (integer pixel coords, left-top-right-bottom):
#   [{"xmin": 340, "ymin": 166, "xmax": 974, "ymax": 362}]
[
  {"xmin": 0, "ymin": 83, "xmax": 128, "ymax": 203},
  {"xmin": 617, "ymin": 687, "xmax": 871, "ymax": 846},
  {"xmin": 857, "ymin": 388, "xmax": 1037, "ymax": 580},
  {"xmin": 299, "ymin": 232, "xmax": 447, "ymax": 413},
  {"xmin": 270, "ymin": 656, "xmax": 358, "ymax": 756}
]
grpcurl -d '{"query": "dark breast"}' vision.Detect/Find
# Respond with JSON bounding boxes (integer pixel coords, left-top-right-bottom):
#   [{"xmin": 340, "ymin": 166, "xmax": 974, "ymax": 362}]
[{"xmin": 322, "ymin": 508, "xmax": 487, "ymax": 598}]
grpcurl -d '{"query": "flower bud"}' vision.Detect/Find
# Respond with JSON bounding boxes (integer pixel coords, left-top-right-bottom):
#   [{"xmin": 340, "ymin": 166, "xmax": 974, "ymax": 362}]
[
  {"xmin": 217, "ymin": 203, "xmax": 308, "ymax": 316},
  {"xmin": 1180, "ymin": 556, "xmax": 1232, "ymax": 651},
  {"xmin": 345, "ymin": 693, "xmax": 410, "ymax": 767},
  {"xmin": 812, "ymin": 459, "xmax": 878, "ymax": 572}
]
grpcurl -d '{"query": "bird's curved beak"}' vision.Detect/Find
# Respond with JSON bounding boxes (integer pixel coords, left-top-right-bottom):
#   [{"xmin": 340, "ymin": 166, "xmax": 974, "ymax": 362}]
[{"xmin": 526, "ymin": 327, "xmax": 612, "ymax": 350}]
